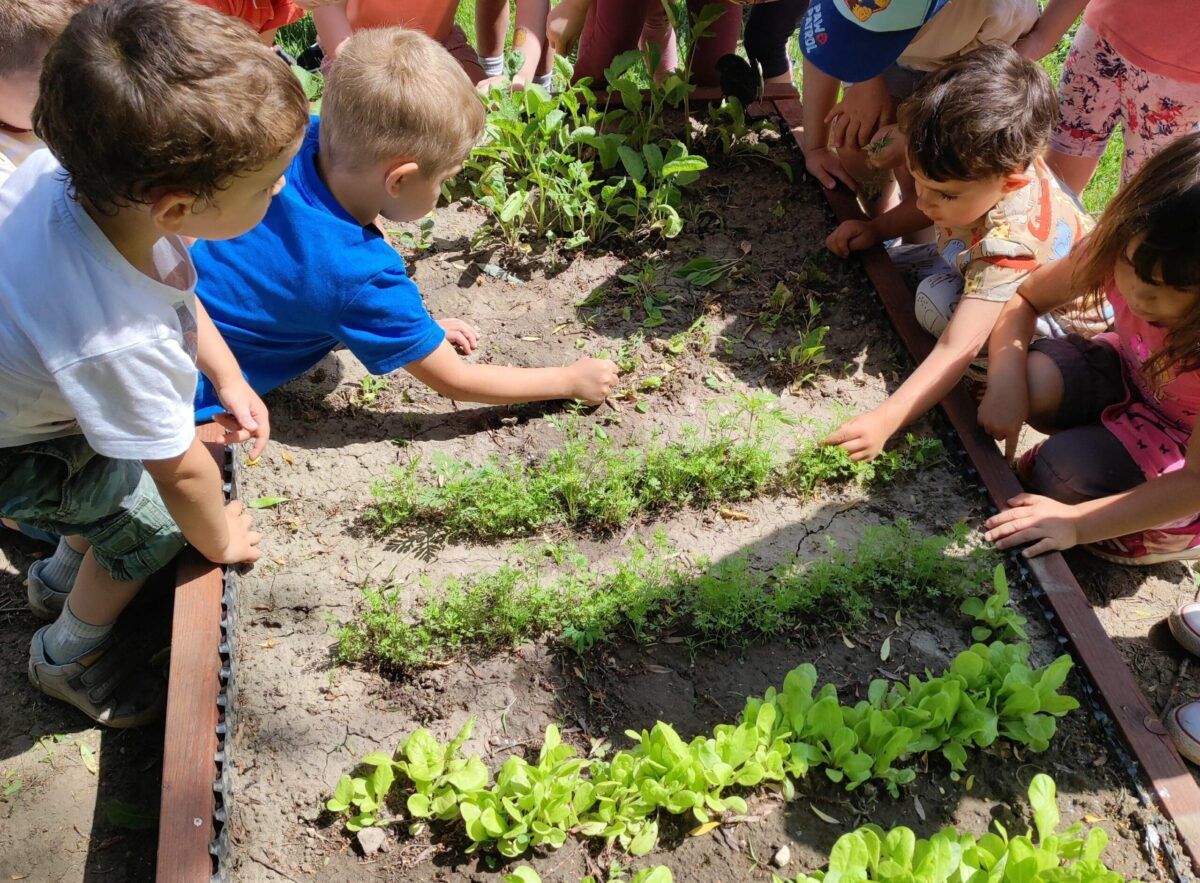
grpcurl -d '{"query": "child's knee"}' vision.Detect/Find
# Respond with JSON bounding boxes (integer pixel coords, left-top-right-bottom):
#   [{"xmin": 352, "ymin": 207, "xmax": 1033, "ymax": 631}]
[
  {"xmin": 1025, "ymin": 350, "xmax": 1066, "ymax": 427},
  {"xmin": 1028, "ymin": 436, "xmax": 1094, "ymax": 504},
  {"xmin": 913, "ymin": 273, "xmax": 963, "ymax": 337}
]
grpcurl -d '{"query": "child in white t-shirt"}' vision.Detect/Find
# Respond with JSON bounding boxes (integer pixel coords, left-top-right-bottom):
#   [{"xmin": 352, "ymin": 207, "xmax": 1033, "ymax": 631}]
[
  {"xmin": 0, "ymin": 0, "xmax": 88, "ymax": 187},
  {"xmin": 0, "ymin": 0, "xmax": 308, "ymax": 727}
]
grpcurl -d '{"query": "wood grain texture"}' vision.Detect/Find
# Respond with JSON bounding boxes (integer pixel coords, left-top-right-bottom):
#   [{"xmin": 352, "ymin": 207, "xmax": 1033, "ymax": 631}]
[
  {"xmin": 772, "ymin": 95, "xmax": 1200, "ymax": 872},
  {"xmin": 157, "ymin": 422, "xmax": 227, "ymax": 882}
]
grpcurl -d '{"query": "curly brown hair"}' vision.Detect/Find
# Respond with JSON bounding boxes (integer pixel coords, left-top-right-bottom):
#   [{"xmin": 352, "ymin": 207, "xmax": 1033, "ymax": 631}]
[
  {"xmin": 0, "ymin": 0, "xmax": 88, "ymax": 76},
  {"xmin": 33, "ymin": 0, "xmax": 309, "ymax": 214},
  {"xmin": 898, "ymin": 43, "xmax": 1056, "ymax": 182},
  {"xmin": 1073, "ymin": 133, "xmax": 1200, "ymax": 386}
]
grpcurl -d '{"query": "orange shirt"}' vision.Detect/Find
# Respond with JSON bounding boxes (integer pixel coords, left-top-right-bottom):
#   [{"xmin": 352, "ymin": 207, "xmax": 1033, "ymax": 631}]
[
  {"xmin": 346, "ymin": 0, "xmax": 458, "ymax": 43},
  {"xmin": 190, "ymin": 0, "xmax": 306, "ymax": 34}
]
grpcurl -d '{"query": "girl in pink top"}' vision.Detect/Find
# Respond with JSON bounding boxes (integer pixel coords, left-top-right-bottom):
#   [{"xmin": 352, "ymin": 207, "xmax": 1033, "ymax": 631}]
[
  {"xmin": 1016, "ymin": 0, "xmax": 1200, "ymax": 195},
  {"xmin": 979, "ymin": 133, "xmax": 1200, "ymax": 567}
]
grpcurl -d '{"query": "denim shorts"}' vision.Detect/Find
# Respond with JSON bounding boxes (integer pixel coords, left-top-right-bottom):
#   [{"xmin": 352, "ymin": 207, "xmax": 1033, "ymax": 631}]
[{"xmin": 0, "ymin": 434, "xmax": 184, "ymax": 582}]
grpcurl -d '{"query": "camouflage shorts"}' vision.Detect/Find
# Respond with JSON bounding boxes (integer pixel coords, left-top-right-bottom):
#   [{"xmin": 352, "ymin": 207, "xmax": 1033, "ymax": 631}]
[{"xmin": 0, "ymin": 434, "xmax": 184, "ymax": 582}]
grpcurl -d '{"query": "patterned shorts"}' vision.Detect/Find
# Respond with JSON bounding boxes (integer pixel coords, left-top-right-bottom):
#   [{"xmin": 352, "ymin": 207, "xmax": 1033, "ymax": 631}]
[{"xmin": 1050, "ymin": 22, "xmax": 1200, "ymax": 183}]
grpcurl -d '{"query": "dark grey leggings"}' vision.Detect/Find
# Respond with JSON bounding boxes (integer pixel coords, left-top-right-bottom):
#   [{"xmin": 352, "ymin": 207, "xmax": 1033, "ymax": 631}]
[
  {"xmin": 744, "ymin": 0, "xmax": 809, "ymax": 80},
  {"xmin": 1028, "ymin": 424, "xmax": 1145, "ymax": 505}
]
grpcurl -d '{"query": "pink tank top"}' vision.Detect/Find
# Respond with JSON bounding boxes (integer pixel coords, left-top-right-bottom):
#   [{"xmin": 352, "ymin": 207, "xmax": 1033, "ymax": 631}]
[
  {"xmin": 1084, "ymin": 0, "xmax": 1200, "ymax": 84},
  {"xmin": 1099, "ymin": 283, "xmax": 1200, "ymax": 482}
]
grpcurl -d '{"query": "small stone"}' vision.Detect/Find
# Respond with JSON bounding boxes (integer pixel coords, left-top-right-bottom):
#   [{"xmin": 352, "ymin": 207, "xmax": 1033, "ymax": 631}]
[
  {"xmin": 356, "ymin": 827, "xmax": 386, "ymax": 856},
  {"xmin": 773, "ymin": 845, "xmax": 791, "ymax": 868}
]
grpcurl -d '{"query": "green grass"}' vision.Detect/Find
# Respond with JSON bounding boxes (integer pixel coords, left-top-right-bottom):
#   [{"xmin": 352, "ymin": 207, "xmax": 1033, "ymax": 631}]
[
  {"xmin": 334, "ymin": 522, "xmax": 994, "ymax": 670},
  {"xmin": 367, "ymin": 402, "xmax": 943, "ymax": 542}
]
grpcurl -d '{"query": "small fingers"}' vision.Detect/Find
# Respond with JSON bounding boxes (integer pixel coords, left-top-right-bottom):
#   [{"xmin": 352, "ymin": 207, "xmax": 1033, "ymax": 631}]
[
  {"xmin": 1023, "ymin": 537, "xmax": 1058, "ymax": 558},
  {"xmin": 1003, "ymin": 435, "xmax": 1018, "ymax": 464}
]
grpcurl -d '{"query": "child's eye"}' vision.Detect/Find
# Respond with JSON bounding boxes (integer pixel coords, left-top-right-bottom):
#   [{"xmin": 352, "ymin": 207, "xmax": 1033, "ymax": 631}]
[{"xmin": 939, "ymin": 192, "xmax": 957, "ymax": 202}]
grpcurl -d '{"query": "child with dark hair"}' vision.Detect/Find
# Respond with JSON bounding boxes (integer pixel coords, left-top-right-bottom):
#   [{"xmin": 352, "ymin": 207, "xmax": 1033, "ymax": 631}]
[
  {"xmin": 0, "ymin": 0, "xmax": 309, "ymax": 726},
  {"xmin": 977, "ymin": 132, "xmax": 1200, "ymax": 759},
  {"xmin": 823, "ymin": 43, "xmax": 1095, "ymax": 462}
]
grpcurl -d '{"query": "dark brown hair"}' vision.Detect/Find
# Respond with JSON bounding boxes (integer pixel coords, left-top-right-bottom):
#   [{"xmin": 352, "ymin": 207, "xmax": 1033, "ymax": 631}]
[
  {"xmin": 898, "ymin": 43, "xmax": 1055, "ymax": 182},
  {"xmin": 1074, "ymin": 132, "xmax": 1200, "ymax": 385},
  {"xmin": 33, "ymin": 0, "xmax": 309, "ymax": 213},
  {"xmin": 0, "ymin": 0, "xmax": 88, "ymax": 76}
]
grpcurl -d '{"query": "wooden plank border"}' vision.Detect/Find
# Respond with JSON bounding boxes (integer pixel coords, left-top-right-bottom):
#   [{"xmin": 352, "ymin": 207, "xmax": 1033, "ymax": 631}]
[
  {"xmin": 770, "ymin": 96, "xmax": 1200, "ymax": 872},
  {"xmin": 157, "ymin": 422, "xmax": 230, "ymax": 882}
]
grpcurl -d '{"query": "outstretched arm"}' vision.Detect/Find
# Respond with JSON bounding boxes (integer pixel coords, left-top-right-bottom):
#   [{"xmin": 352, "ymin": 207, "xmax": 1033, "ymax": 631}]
[
  {"xmin": 826, "ymin": 298, "xmax": 1003, "ymax": 459},
  {"xmin": 405, "ymin": 340, "xmax": 619, "ymax": 405}
]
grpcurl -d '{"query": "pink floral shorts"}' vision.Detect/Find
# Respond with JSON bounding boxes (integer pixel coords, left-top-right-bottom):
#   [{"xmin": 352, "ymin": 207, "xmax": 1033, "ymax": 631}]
[{"xmin": 1050, "ymin": 22, "xmax": 1200, "ymax": 183}]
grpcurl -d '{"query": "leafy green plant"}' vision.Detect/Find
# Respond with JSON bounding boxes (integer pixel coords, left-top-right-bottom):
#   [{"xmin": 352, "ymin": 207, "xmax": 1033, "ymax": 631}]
[
  {"xmin": 697, "ymin": 97, "xmax": 793, "ymax": 180},
  {"xmin": 358, "ymin": 375, "xmax": 388, "ymax": 405},
  {"xmin": 398, "ymin": 215, "xmax": 435, "ymax": 252},
  {"xmin": 327, "ymin": 570, "xmax": 1079, "ymax": 857},
  {"xmin": 673, "ymin": 256, "xmax": 740, "ymax": 288},
  {"xmin": 961, "ymin": 564, "xmax": 1028, "ymax": 643},
  {"xmin": 465, "ymin": 52, "xmax": 708, "ymax": 252},
  {"xmin": 776, "ymin": 774, "xmax": 1127, "ymax": 883},
  {"xmin": 775, "ymin": 295, "xmax": 831, "ymax": 388},
  {"xmin": 507, "ymin": 865, "xmax": 672, "ymax": 883},
  {"xmin": 333, "ymin": 523, "xmax": 992, "ymax": 671}
]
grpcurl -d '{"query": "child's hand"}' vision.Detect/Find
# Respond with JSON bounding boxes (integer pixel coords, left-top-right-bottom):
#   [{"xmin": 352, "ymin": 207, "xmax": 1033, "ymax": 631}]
[
  {"xmin": 215, "ymin": 500, "xmax": 263, "ymax": 565},
  {"xmin": 977, "ymin": 385, "xmax": 1028, "ymax": 463},
  {"xmin": 1013, "ymin": 26, "xmax": 1058, "ymax": 62},
  {"xmin": 567, "ymin": 357, "xmax": 620, "ymax": 404},
  {"xmin": 805, "ymin": 146, "xmax": 857, "ymax": 191},
  {"xmin": 546, "ymin": 0, "xmax": 590, "ymax": 56},
  {"xmin": 984, "ymin": 494, "xmax": 1079, "ymax": 557},
  {"xmin": 214, "ymin": 381, "xmax": 271, "ymax": 460},
  {"xmin": 864, "ymin": 125, "xmax": 905, "ymax": 171},
  {"xmin": 826, "ymin": 219, "xmax": 879, "ymax": 258},
  {"xmin": 824, "ymin": 409, "xmax": 896, "ymax": 461},
  {"xmin": 438, "ymin": 318, "xmax": 479, "ymax": 354},
  {"xmin": 826, "ymin": 77, "xmax": 892, "ymax": 150}
]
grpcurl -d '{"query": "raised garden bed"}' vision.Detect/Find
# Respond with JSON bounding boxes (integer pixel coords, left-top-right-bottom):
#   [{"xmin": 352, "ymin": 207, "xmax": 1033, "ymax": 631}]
[{"xmin": 214, "ymin": 94, "xmax": 1199, "ymax": 882}]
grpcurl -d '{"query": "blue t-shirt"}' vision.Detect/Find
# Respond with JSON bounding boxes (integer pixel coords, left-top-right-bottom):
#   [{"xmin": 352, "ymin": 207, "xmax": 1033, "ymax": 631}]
[{"xmin": 192, "ymin": 118, "xmax": 444, "ymax": 419}]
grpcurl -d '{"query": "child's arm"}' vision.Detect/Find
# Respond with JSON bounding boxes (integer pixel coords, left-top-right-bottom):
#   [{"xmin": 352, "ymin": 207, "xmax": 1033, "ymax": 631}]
[
  {"xmin": 194, "ymin": 299, "xmax": 270, "ymax": 459},
  {"xmin": 826, "ymin": 298, "xmax": 1004, "ymax": 459},
  {"xmin": 1013, "ymin": 0, "xmax": 1089, "ymax": 60},
  {"xmin": 312, "ymin": 1, "xmax": 352, "ymax": 62},
  {"xmin": 978, "ymin": 254, "xmax": 1082, "ymax": 456},
  {"xmin": 825, "ymin": 197, "xmax": 931, "ymax": 257},
  {"xmin": 985, "ymin": 451, "xmax": 1200, "ymax": 557},
  {"xmin": 800, "ymin": 58, "xmax": 857, "ymax": 191},
  {"xmin": 143, "ymin": 439, "xmax": 262, "ymax": 564},
  {"xmin": 404, "ymin": 340, "xmax": 619, "ymax": 404},
  {"xmin": 826, "ymin": 75, "xmax": 893, "ymax": 150},
  {"xmin": 545, "ymin": 0, "xmax": 592, "ymax": 57}
]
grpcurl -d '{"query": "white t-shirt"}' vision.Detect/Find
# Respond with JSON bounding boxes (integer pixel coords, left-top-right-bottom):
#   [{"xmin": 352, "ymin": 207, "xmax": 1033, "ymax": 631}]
[
  {"xmin": 0, "ymin": 150, "xmax": 199, "ymax": 460},
  {"xmin": 0, "ymin": 129, "xmax": 42, "ymax": 189}
]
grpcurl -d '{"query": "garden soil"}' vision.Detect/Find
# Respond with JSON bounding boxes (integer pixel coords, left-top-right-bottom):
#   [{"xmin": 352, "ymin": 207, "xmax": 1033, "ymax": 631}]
[{"xmin": 0, "ymin": 123, "xmax": 1195, "ymax": 882}]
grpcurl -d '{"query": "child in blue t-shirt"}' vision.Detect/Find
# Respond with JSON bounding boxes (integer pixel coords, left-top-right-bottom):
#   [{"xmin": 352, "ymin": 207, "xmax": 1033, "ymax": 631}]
[{"xmin": 192, "ymin": 26, "xmax": 618, "ymax": 420}]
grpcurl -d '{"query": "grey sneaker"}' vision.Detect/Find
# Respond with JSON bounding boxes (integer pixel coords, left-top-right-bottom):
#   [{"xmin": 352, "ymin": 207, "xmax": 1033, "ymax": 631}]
[
  {"xmin": 25, "ymin": 558, "xmax": 69, "ymax": 622},
  {"xmin": 28, "ymin": 626, "xmax": 166, "ymax": 728}
]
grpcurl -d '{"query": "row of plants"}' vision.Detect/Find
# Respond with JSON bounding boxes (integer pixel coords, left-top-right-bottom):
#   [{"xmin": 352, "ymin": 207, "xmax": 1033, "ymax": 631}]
[
  {"xmin": 368, "ymin": 396, "xmax": 944, "ymax": 541},
  {"xmin": 334, "ymin": 522, "xmax": 997, "ymax": 670},
  {"xmin": 327, "ymin": 568, "xmax": 1079, "ymax": 860},
  {"xmin": 504, "ymin": 775, "xmax": 1129, "ymax": 883},
  {"xmin": 780, "ymin": 774, "xmax": 1126, "ymax": 883}
]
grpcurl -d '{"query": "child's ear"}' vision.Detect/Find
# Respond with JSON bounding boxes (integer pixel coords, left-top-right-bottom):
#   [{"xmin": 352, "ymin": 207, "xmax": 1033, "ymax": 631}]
[
  {"xmin": 384, "ymin": 160, "xmax": 421, "ymax": 197},
  {"xmin": 149, "ymin": 191, "xmax": 199, "ymax": 233},
  {"xmin": 1001, "ymin": 171, "xmax": 1031, "ymax": 193}
]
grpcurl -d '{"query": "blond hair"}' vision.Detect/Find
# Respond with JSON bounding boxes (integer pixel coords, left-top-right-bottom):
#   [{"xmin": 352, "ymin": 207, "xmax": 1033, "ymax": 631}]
[
  {"xmin": 320, "ymin": 27, "xmax": 485, "ymax": 175},
  {"xmin": 0, "ymin": 0, "xmax": 89, "ymax": 75}
]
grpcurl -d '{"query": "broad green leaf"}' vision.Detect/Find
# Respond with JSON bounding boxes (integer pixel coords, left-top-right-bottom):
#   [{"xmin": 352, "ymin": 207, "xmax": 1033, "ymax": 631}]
[
  {"xmin": 1028, "ymin": 773, "xmax": 1059, "ymax": 842},
  {"xmin": 503, "ymin": 868, "xmax": 542, "ymax": 883},
  {"xmin": 248, "ymin": 496, "xmax": 288, "ymax": 509}
]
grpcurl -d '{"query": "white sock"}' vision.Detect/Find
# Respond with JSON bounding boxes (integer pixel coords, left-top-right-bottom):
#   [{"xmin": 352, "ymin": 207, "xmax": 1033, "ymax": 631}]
[
  {"xmin": 38, "ymin": 537, "xmax": 84, "ymax": 594},
  {"xmin": 534, "ymin": 72, "xmax": 552, "ymax": 90},
  {"xmin": 480, "ymin": 54, "xmax": 504, "ymax": 78},
  {"xmin": 44, "ymin": 601, "xmax": 112, "ymax": 664}
]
